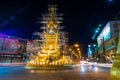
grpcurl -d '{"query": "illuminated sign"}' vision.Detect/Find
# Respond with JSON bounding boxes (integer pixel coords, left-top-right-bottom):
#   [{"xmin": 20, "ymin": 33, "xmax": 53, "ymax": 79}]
[
  {"xmin": 97, "ymin": 23, "xmax": 111, "ymax": 47},
  {"xmin": 0, "ymin": 38, "xmax": 19, "ymax": 54},
  {"xmin": 99, "ymin": 23, "xmax": 111, "ymax": 41}
]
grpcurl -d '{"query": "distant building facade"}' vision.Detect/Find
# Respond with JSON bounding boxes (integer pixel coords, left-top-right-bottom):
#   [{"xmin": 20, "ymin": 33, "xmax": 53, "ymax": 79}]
[
  {"xmin": 0, "ymin": 34, "xmax": 27, "ymax": 63},
  {"xmin": 97, "ymin": 20, "xmax": 120, "ymax": 62},
  {"xmin": 87, "ymin": 44, "xmax": 96, "ymax": 59}
]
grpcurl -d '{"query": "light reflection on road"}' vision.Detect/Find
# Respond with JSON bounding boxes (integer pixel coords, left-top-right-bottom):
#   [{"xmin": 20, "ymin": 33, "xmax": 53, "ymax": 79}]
[{"xmin": 77, "ymin": 64, "xmax": 109, "ymax": 73}]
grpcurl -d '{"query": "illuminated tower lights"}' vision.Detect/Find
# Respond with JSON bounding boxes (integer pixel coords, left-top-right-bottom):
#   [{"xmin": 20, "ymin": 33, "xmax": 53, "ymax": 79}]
[{"xmin": 26, "ymin": 5, "xmax": 72, "ymax": 68}]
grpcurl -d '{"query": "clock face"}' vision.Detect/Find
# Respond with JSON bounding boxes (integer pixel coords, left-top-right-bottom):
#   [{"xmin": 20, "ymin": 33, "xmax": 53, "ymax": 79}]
[{"xmin": 49, "ymin": 30, "xmax": 54, "ymax": 34}]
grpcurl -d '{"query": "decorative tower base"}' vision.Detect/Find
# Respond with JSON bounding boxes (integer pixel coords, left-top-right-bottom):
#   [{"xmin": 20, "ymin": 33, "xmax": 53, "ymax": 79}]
[{"xmin": 26, "ymin": 55, "xmax": 74, "ymax": 69}]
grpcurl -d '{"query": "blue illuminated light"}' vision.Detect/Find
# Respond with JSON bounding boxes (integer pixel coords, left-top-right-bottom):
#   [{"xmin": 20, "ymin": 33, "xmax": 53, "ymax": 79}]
[
  {"xmin": 99, "ymin": 24, "xmax": 102, "ymax": 27},
  {"xmin": 88, "ymin": 48, "xmax": 90, "ymax": 50},
  {"xmin": 7, "ymin": 36, "xmax": 10, "ymax": 38},
  {"xmin": 97, "ymin": 28, "xmax": 100, "ymax": 30},
  {"xmin": 80, "ymin": 65, "xmax": 85, "ymax": 72},
  {"xmin": 108, "ymin": 0, "xmax": 113, "ymax": 2},
  {"xmin": 92, "ymin": 24, "xmax": 102, "ymax": 40},
  {"xmin": 106, "ymin": 0, "xmax": 114, "ymax": 3},
  {"xmin": 88, "ymin": 45, "xmax": 91, "ymax": 47},
  {"xmin": 95, "ymin": 30, "xmax": 98, "ymax": 33},
  {"xmin": 93, "ymin": 44, "xmax": 96, "ymax": 47}
]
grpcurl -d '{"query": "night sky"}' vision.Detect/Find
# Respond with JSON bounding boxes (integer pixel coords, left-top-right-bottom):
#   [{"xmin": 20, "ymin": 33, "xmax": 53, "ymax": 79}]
[{"xmin": 0, "ymin": 0, "xmax": 120, "ymax": 54}]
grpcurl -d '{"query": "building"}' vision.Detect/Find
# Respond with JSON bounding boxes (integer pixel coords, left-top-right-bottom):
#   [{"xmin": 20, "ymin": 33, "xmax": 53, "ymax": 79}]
[
  {"xmin": 97, "ymin": 20, "xmax": 120, "ymax": 62},
  {"xmin": 0, "ymin": 34, "xmax": 27, "ymax": 63}
]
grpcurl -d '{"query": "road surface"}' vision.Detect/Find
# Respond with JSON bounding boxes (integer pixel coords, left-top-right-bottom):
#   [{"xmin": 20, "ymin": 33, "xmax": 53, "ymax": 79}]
[{"xmin": 0, "ymin": 64, "xmax": 111, "ymax": 80}]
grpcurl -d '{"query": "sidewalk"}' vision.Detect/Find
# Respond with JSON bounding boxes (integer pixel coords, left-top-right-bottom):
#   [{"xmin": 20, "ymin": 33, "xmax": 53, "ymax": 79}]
[
  {"xmin": 0, "ymin": 62, "xmax": 26, "ymax": 66},
  {"xmin": 94, "ymin": 63, "xmax": 112, "ymax": 68}
]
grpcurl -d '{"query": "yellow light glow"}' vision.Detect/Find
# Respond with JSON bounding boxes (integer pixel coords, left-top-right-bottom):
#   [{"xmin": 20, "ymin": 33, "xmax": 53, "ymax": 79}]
[
  {"xmin": 74, "ymin": 44, "xmax": 79, "ymax": 47},
  {"xmin": 26, "ymin": 5, "xmax": 73, "ymax": 69},
  {"xmin": 69, "ymin": 49, "xmax": 71, "ymax": 51},
  {"xmin": 77, "ymin": 48, "xmax": 80, "ymax": 51}
]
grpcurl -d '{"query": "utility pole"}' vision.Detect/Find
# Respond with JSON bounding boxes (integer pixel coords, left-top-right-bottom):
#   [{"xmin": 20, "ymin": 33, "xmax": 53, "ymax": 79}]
[
  {"xmin": 100, "ymin": 36, "xmax": 106, "ymax": 63},
  {"xmin": 102, "ymin": 36, "xmax": 106, "ymax": 63}
]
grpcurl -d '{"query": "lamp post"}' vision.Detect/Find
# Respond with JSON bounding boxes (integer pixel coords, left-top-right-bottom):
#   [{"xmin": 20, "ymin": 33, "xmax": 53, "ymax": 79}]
[
  {"xmin": 99, "ymin": 36, "xmax": 106, "ymax": 63},
  {"xmin": 102, "ymin": 36, "xmax": 106, "ymax": 63},
  {"xmin": 74, "ymin": 43, "xmax": 81, "ymax": 59}
]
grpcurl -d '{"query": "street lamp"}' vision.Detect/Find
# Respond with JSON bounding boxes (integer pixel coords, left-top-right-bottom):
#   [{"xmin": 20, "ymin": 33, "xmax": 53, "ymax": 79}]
[
  {"xmin": 74, "ymin": 44, "xmax": 79, "ymax": 47},
  {"xmin": 68, "ymin": 43, "xmax": 81, "ymax": 62}
]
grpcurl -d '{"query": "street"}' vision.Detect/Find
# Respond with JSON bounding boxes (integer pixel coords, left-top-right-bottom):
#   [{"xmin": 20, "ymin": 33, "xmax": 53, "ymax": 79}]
[{"xmin": 0, "ymin": 64, "xmax": 111, "ymax": 80}]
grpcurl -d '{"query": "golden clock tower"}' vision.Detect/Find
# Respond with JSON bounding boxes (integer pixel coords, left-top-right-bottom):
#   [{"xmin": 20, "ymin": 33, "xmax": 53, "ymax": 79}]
[
  {"xmin": 26, "ymin": 5, "xmax": 73, "ymax": 68},
  {"xmin": 41, "ymin": 5, "xmax": 60, "ymax": 57}
]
